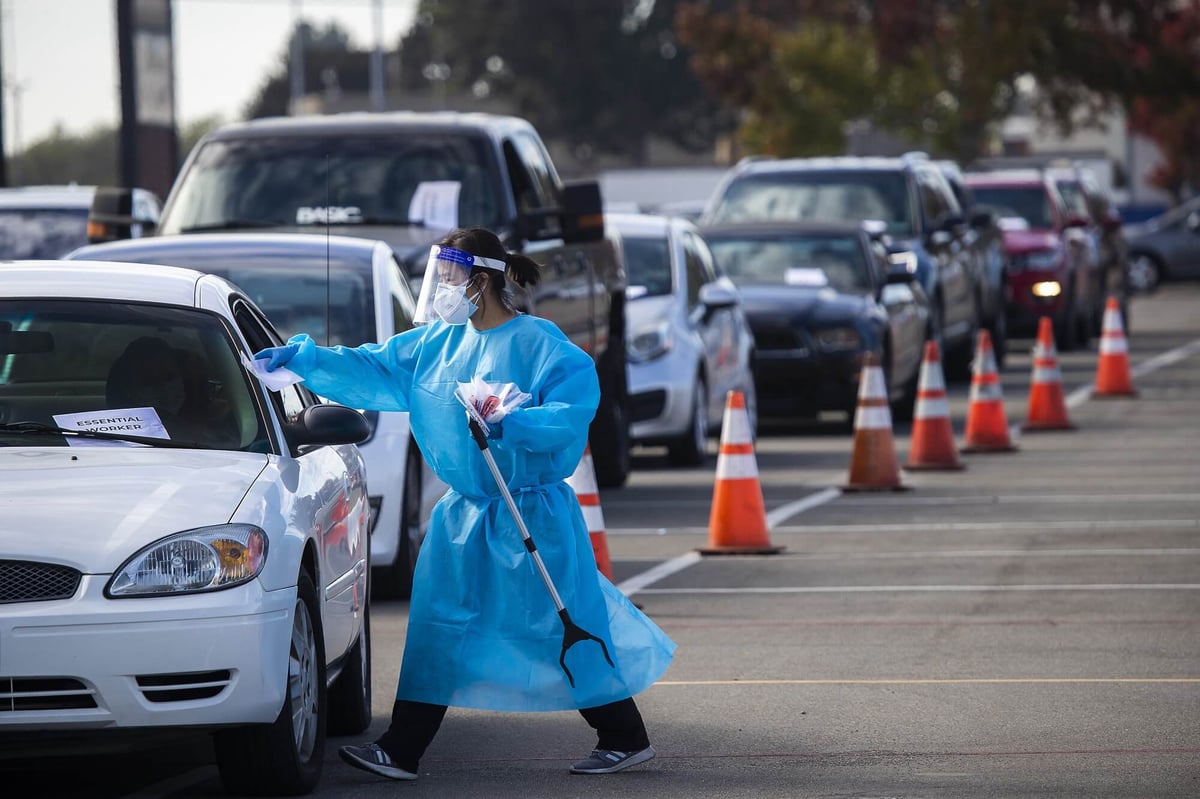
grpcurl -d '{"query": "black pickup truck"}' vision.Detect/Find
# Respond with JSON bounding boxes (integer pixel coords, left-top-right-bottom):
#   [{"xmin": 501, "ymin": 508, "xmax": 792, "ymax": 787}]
[{"xmin": 138, "ymin": 111, "xmax": 631, "ymax": 486}]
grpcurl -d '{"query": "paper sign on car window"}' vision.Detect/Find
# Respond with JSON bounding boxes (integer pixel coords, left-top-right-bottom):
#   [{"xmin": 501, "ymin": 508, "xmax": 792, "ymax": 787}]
[
  {"xmin": 785, "ymin": 267, "xmax": 829, "ymax": 287},
  {"xmin": 52, "ymin": 408, "xmax": 169, "ymax": 447},
  {"xmin": 408, "ymin": 181, "xmax": 461, "ymax": 230}
]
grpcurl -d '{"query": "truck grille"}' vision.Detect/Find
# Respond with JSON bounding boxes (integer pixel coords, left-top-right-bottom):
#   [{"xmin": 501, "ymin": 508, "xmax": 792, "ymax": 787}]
[{"xmin": 0, "ymin": 560, "xmax": 81, "ymax": 604}]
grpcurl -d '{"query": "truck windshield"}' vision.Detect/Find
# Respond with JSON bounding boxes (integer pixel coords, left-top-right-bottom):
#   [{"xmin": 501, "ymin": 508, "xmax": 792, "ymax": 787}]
[
  {"xmin": 0, "ymin": 208, "xmax": 89, "ymax": 259},
  {"xmin": 160, "ymin": 133, "xmax": 504, "ymax": 234}
]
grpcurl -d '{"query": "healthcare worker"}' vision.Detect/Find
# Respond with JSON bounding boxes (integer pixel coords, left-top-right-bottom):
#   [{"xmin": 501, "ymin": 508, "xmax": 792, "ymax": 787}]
[{"xmin": 255, "ymin": 227, "xmax": 675, "ymax": 781}]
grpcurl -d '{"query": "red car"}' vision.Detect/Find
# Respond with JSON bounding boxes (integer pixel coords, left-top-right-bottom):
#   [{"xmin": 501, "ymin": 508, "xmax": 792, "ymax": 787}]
[{"xmin": 963, "ymin": 170, "xmax": 1102, "ymax": 350}]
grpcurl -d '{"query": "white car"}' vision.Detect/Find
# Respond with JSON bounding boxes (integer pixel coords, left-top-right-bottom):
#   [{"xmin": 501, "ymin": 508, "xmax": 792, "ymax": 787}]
[
  {"xmin": 0, "ymin": 184, "xmax": 161, "ymax": 259},
  {"xmin": 0, "ymin": 261, "xmax": 372, "ymax": 796},
  {"xmin": 66, "ymin": 233, "xmax": 447, "ymax": 599},
  {"xmin": 607, "ymin": 213, "xmax": 758, "ymax": 465}
]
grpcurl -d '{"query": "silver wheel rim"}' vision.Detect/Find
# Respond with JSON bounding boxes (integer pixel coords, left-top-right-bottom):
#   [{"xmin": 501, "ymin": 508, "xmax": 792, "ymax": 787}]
[
  {"xmin": 289, "ymin": 597, "xmax": 319, "ymax": 760},
  {"xmin": 1128, "ymin": 255, "xmax": 1157, "ymax": 292}
]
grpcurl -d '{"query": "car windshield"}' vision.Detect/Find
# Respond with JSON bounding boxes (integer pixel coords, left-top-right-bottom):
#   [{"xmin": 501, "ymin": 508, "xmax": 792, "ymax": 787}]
[
  {"xmin": 206, "ymin": 262, "xmax": 377, "ymax": 345},
  {"xmin": 0, "ymin": 300, "xmax": 269, "ymax": 451},
  {"xmin": 1054, "ymin": 179, "xmax": 1091, "ymax": 219},
  {"xmin": 0, "ymin": 208, "xmax": 89, "ymax": 259},
  {"xmin": 621, "ymin": 235, "xmax": 673, "ymax": 298},
  {"xmin": 969, "ymin": 186, "xmax": 1054, "ymax": 229},
  {"xmin": 710, "ymin": 171, "xmax": 913, "ymax": 237},
  {"xmin": 706, "ymin": 232, "xmax": 872, "ymax": 293},
  {"xmin": 160, "ymin": 132, "xmax": 504, "ymax": 234}
]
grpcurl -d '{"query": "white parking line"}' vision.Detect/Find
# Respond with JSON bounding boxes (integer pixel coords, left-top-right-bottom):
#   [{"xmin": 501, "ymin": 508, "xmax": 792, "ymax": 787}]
[
  {"xmin": 766, "ymin": 547, "xmax": 1200, "ymax": 561},
  {"xmin": 766, "ymin": 519, "xmax": 1199, "ymax": 534},
  {"xmin": 636, "ymin": 583, "xmax": 1200, "ymax": 595}
]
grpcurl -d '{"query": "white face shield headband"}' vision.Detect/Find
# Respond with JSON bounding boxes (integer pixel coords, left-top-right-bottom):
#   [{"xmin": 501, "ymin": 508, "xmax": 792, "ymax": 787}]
[{"xmin": 413, "ymin": 245, "xmax": 507, "ymax": 325}]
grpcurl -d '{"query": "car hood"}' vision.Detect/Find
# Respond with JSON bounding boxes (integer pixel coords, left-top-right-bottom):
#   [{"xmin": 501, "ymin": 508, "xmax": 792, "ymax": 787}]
[
  {"xmin": 1002, "ymin": 229, "xmax": 1060, "ymax": 254},
  {"xmin": 0, "ymin": 448, "xmax": 269, "ymax": 572},
  {"xmin": 737, "ymin": 284, "xmax": 867, "ymax": 324},
  {"xmin": 625, "ymin": 295, "xmax": 676, "ymax": 333}
]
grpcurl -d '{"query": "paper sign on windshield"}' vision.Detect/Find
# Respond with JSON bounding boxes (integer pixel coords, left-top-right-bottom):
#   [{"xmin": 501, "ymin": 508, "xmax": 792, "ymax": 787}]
[
  {"xmin": 785, "ymin": 267, "xmax": 829, "ymax": 287},
  {"xmin": 52, "ymin": 408, "xmax": 169, "ymax": 447},
  {"xmin": 408, "ymin": 181, "xmax": 461, "ymax": 230}
]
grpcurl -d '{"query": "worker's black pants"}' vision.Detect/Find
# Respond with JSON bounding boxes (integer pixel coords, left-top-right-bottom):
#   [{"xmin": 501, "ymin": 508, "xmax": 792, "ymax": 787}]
[{"xmin": 375, "ymin": 697, "xmax": 650, "ymax": 773}]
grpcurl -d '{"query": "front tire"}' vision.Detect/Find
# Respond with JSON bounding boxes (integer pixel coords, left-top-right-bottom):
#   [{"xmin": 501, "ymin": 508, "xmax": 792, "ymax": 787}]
[{"xmin": 215, "ymin": 572, "xmax": 327, "ymax": 796}]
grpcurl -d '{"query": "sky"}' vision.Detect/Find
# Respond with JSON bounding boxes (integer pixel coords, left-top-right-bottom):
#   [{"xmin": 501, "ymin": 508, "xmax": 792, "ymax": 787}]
[{"xmin": 3, "ymin": 0, "xmax": 419, "ymax": 153}]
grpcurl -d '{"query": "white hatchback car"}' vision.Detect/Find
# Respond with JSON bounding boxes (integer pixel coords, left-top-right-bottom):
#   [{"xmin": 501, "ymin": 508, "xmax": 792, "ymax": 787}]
[
  {"xmin": 0, "ymin": 261, "xmax": 372, "ymax": 796},
  {"xmin": 608, "ymin": 213, "xmax": 757, "ymax": 465},
  {"xmin": 67, "ymin": 233, "xmax": 446, "ymax": 600}
]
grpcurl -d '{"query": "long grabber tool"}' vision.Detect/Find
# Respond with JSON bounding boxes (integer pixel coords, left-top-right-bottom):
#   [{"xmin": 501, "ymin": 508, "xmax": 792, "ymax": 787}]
[{"xmin": 465, "ymin": 413, "xmax": 614, "ymax": 688}]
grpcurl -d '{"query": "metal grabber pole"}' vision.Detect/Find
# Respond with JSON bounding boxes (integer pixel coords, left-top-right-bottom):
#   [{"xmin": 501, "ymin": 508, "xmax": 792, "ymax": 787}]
[{"xmin": 466, "ymin": 415, "xmax": 614, "ymax": 687}]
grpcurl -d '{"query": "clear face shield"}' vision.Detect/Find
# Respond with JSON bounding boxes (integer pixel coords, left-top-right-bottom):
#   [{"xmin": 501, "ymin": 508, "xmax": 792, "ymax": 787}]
[{"xmin": 413, "ymin": 245, "xmax": 507, "ymax": 325}]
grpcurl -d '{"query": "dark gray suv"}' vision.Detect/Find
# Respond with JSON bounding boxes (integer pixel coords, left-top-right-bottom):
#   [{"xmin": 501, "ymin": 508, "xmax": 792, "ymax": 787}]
[{"xmin": 702, "ymin": 154, "xmax": 990, "ymax": 377}]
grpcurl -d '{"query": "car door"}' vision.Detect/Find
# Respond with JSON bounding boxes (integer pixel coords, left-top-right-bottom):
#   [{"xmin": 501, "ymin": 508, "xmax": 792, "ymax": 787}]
[
  {"xmin": 226, "ymin": 297, "xmax": 367, "ymax": 658},
  {"xmin": 917, "ymin": 167, "xmax": 973, "ymax": 338},
  {"xmin": 681, "ymin": 228, "xmax": 736, "ymax": 426}
]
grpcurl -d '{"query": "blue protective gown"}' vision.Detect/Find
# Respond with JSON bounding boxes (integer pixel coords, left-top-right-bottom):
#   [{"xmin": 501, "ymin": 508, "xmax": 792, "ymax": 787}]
[{"xmin": 283, "ymin": 314, "xmax": 675, "ymax": 711}]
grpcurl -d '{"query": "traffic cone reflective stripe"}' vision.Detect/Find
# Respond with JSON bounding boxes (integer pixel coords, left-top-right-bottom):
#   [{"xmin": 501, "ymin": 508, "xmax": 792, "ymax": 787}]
[
  {"xmin": 844, "ymin": 353, "xmax": 907, "ymax": 491},
  {"xmin": 961, "ymin": 330, "xmax": 1018, "ymax": 453},
  {"xmin": 565, "ymin": 445, "xmax": 614, "ymax": 580},
  {"xmin": 699, "ymin": 390, "xmax": 783, "ymax": 555},
  {"xmin": 905, "ymin": 341, "xmax": 965, "ymax": 471},
  {"xmin": 1023, "ymin": 316, "xmax": 1075, "ymax": 431},
  {"xmin": 1093, "ymin": 297, "xmax": 1137, "ymax": 397}
]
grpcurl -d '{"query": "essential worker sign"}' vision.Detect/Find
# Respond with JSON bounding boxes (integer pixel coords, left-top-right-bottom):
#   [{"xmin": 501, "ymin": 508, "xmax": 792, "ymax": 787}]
[{"xmin": 52, "ymin": 408, "xmax": 170, "ymax": 447}]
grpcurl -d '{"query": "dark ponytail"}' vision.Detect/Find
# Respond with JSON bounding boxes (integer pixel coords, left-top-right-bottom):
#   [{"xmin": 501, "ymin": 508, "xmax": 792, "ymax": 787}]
[{"xmin": 439, "ymin": 226, "xmax": 541, "ymax": 308}]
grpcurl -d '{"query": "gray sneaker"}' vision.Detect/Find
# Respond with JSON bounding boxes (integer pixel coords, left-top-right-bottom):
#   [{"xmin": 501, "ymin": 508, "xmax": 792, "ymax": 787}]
[
  {"xmin": 338, "ymin": 742, "xmax": 418, "ymax": 781},
  {"xmin": 570, "ymin": 745, "xmax": 656, "ymax": 774}
]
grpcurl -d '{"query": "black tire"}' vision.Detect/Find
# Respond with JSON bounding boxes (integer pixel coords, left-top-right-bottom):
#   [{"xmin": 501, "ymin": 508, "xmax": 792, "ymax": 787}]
[
  {"xmin": 668, "ymin": 376, "xmax": 708, "ymax": 467},
  {"xmin": 590, "ymin": 390, "xmax": 631, "ymax": 488},
  {"xmin": 889, "ymin": 341, "xmax": 918, "ymax": 423},
  {"xmin": 1127, "ymin": 252, "xmax": 1162, "ymax": 294},
  {"xmin": 327, "ymin": 587, "xmax": 371, "ymax": 736},
  {"xmin": 989, "ymin": 298, "xmax": 1008, "ymax": 370},
  {"xmin": 944, "ymin": 294, "xmax": 980, "ymax": 381},
  {"xmin": 215, "ymin": 572, "xmax": 327, "ymax": 796},
  {"xmin": 372, "ymin": 441, "xmax": 422, "ymax": 600},
  {"xmin": 1055, "ymin": 286, "xmax": 1080, "ymax": 351}
]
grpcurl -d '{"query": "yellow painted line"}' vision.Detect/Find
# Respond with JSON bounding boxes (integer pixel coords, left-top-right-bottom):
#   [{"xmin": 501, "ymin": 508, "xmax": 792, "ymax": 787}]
[{"xmin": 656, "ymin": 678, "xmax": 1200, "ymax": 686}]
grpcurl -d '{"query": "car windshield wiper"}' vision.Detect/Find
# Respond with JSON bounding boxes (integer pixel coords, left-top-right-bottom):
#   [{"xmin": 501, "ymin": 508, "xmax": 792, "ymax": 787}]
[
  {"xmin": 0, "ymin": 421, "xmax": 203, "ymax": 449},
  {"xmin": 178, "ymin": 219, "xmax": 282, "ymax": 233}
]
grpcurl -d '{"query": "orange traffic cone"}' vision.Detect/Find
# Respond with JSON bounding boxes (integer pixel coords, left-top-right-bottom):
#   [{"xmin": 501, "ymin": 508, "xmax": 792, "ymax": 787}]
[
  {"xmin": 698, "ymin": 390, "xmax": 783, "ymax": 555},
  {"xmin": 1093, "ymin": 297, "xmax": 1138, "ymax": 398},
  {"xmin": 904, "ymin": 341, "xmax": 965, "ymax": 471},
  {"xmin": 566, "ymin": 445, "xmax": 614, "ymax": 580},
  {"xmin": 961, "ymin": 329, "xmax": 1018, "ymax": 453},
  {"xmin": 1023, "ymin": 316, "xmax": 1075, "ymax": 431},
  {"xmin": 844, "ymin": 353, "xmax": 907, "ymax": 490}
]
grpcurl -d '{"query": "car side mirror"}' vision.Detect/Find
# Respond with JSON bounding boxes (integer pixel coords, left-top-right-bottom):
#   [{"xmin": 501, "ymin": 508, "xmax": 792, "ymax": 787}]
[
  {"xmin": 560, "ymin": 179, "xmax": 606, "ymax": 243},
  {"xmin": 968, "ymin": 206, "xmax": 997, "ymax": 229},
  {"xmin": 885, "ymin": 250, "xmax": 919, "ymax": 284},
  {"xmin": 88, "ymin": 186, "xmax": 159, "ymax": 243},
  {"xmin": 699, "ymin": 281, "xmax": 738, "ymax": 310},
  {"xmin": 285, "ymin": 404, "xmax": 370, "ymax": 450}
]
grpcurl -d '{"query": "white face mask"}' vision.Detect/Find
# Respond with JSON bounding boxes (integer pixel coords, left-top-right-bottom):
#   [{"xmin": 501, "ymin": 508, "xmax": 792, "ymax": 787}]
[{"xmin": 431, "ymin": 281, "xmax": 481, "ymax": 325}]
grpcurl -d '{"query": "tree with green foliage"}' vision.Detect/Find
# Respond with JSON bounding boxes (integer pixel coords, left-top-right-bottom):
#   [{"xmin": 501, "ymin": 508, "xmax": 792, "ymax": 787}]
[
  {"xmin": 677, "ymin": 0, "xmax": 1200, "ymax": 168},
  {"xmin": 396, "ymin": 0, "xmax": 725, "ymax": 164},
  {"xmin": 243, "ymin": 22, "xmax": 370, "ymax": 120}
]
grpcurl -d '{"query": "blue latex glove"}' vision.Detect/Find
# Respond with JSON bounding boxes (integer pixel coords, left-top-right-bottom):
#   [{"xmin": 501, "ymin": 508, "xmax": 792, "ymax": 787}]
[{"xmin": 254, "ymin": 343, "xmax": 300, "ymax": 372}]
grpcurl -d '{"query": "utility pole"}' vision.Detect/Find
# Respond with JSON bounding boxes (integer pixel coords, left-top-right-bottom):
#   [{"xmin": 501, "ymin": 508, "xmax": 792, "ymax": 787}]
[
  {"xmin": 369, "ymin": 0, "xmax": 384, "ymax": 111},
  {"xmin": 116, "ymin": 0, "xmax": 178, "ymax": 198},
  {"xmin": 289, "ymin": 0, "xmax": 305, "ymax": 111}
]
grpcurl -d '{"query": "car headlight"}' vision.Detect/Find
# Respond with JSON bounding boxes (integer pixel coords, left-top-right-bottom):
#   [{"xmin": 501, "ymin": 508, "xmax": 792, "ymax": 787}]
[
  {"xmin": 627, "ymin": 321, "xmax": 673, "ymax": 363},
  {"xmin": 1031, "ymin": 281, "xmax": 1062, "ymax": 298},
  {"xmin": 816, "ymin": 326, "xmax": 862, "ymax": 351},
  {"xmin": 106, "ymin": 524, "xmax": 268, "ymax": 597}
]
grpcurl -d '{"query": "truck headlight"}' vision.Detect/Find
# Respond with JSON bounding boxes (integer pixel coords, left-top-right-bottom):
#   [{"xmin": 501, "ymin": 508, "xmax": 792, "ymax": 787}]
[
  {"xmin": 816, "ymin": 326, "xmax": 862, "ymax": 351},
  {"xmin": 106, "ymin": 524, "xmax": 267, "ymax": 597},
  {"xmin": 1031, "ymin": 281, "xmax": 1062, "ymax": 298}
]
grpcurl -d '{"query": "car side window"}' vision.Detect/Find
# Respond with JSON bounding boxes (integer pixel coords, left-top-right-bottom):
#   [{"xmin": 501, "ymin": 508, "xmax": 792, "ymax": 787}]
[
  {"xmin": 682, "ymin": 234, "xmax": 706, "ymax": 311},
  {"xmin": 916, "ymin": 168, "xmax": 952, "ymax": 227},
  {"xmin": 685, "ymin": 230, "xmax": 720, "ymax": 285},
  {"xmin": 231, "ymin": 300, "xmax": 312, "ymax": 424},
  {"xmin": 503, "ymin": 133, "xmax": 559, "ymax": 213}
]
